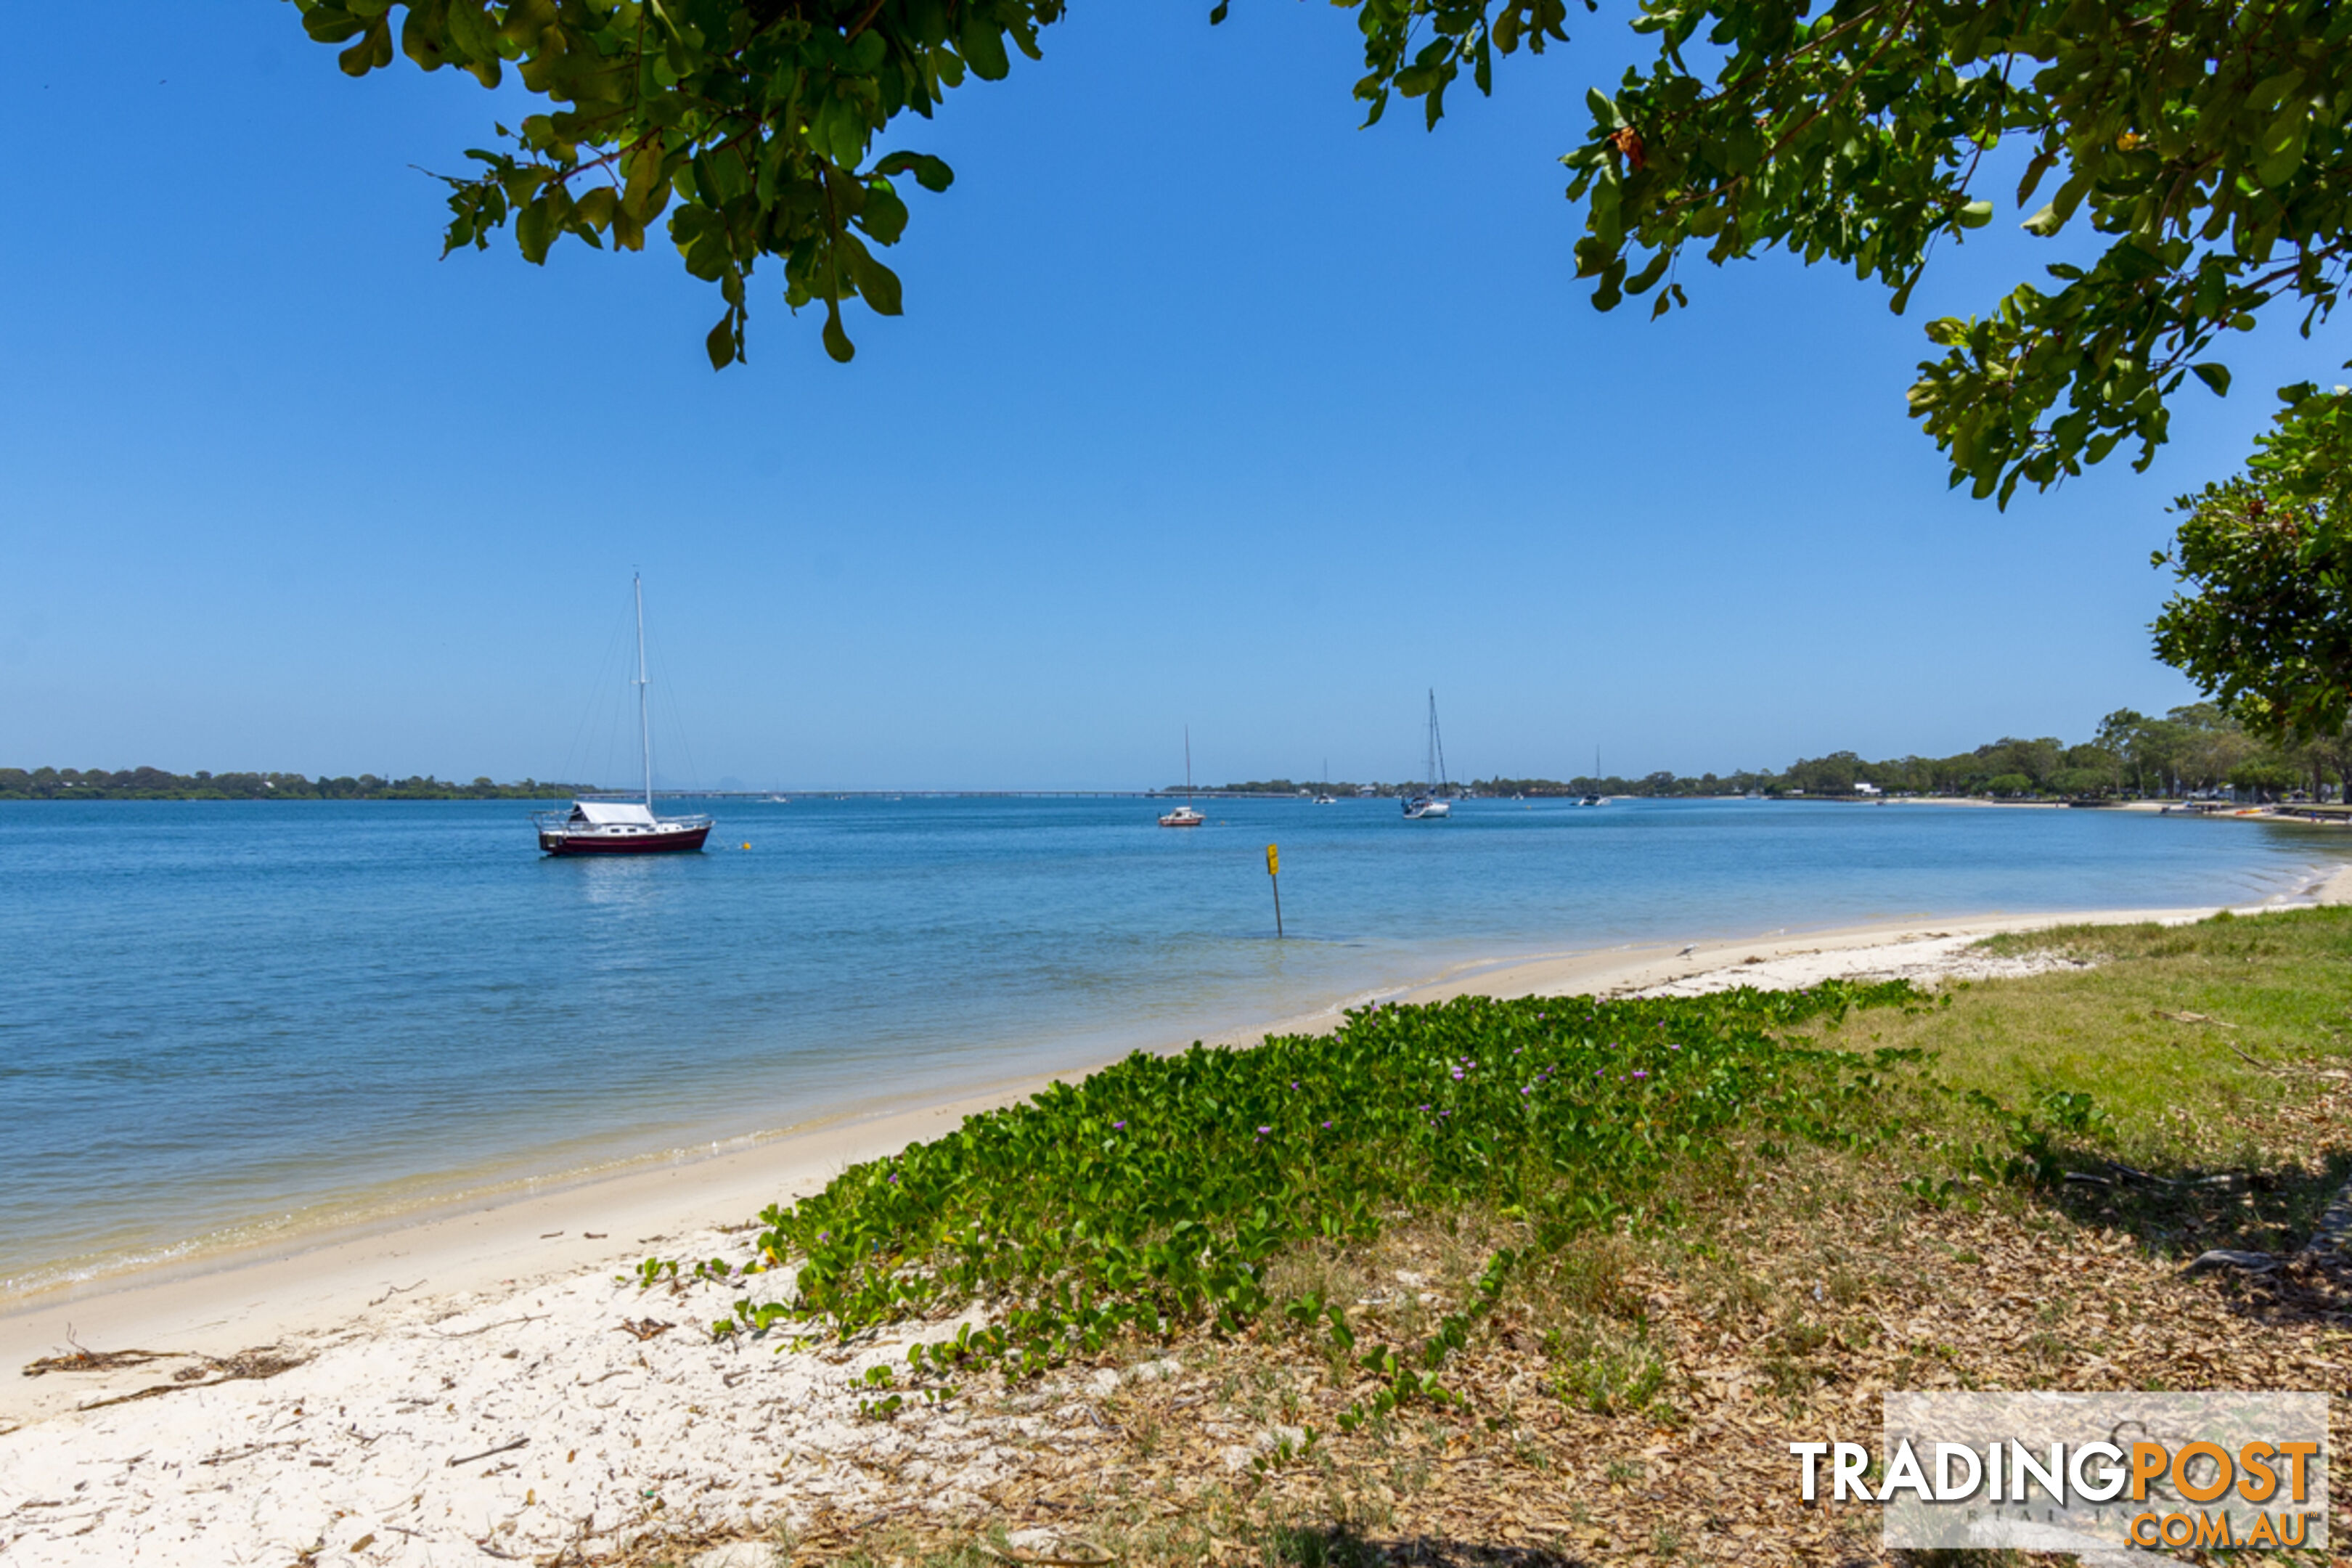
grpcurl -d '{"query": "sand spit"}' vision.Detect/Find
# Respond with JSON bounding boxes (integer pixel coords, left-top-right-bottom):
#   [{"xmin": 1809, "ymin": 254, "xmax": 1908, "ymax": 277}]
[{"xmin": 2, "ymin": 898, "xmax": 2344, "ymax": 1565}]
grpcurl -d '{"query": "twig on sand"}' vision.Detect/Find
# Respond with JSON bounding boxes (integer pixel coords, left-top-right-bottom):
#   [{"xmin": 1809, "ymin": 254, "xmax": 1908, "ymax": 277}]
[
  {"xmin": 430, "ymin": 1316, "xmax": 544, "ymax": 1340},
  {"xmin": 616, "ymin": 1318, "xmax": 674, "ymax": 1342},
  {"xmin": 448, "ymin": 1437, "xmax": 529, "ymax": 1469},
  {"xmin": 23, "ymin": 1347, "xmax": 175, "ymax": 1379},
  {"xmin": 199, "ymin": 1439, "xmax": 306, "ymax": 1466},
  {"xmin": 73, "ymin": 1348, "xmax": 308, "ymax": 1412},
  {"xmin": 367, "ymin": 1280, "xmax": 426, "ymax": 1308}
]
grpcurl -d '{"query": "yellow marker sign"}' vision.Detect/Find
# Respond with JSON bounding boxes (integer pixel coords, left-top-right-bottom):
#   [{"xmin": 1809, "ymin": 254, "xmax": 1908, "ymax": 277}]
[{"xmin": 1265, "ymin": 844, "xmax": 1279, "ymax": 876}]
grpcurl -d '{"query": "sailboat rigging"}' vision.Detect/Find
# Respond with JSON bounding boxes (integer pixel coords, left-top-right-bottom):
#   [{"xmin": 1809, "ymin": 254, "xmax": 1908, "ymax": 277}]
[
  {"xmin": 1402, "ymin": 691, "xmax": 1453, "ymax": 820},
  {"xmin": 1159, "ymin": 727, "xmax": 1204, "ymax": 828},
  {"xmin": 534, "ymin": 575, "xmax": 715, "ymax": 855}
]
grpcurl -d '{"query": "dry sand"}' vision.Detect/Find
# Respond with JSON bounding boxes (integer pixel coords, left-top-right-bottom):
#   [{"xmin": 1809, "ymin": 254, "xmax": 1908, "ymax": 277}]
[{"xmin": 3, "ymin": 891, "xmax": 2344, "ymax": 1564}]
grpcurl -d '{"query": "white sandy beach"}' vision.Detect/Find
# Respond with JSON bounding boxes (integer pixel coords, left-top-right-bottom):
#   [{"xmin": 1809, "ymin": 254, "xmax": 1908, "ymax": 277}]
[{"xmin": 3, "ymin": 885, "xmax": 2346, "ymax": 1566}]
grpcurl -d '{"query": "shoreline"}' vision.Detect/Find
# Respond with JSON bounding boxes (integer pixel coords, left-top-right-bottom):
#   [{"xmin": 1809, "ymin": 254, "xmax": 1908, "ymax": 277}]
[
  {"xmin": 9, "ymin": 881, "xmax": 2346, "ymax": 1422},
  {"xmin": 4, "ymin": 891, "xmax": 2349, "ymax": 1565},
  {"xmin": 10, "ymin": 794, "xmax": 2345, "ymax": 1310}
]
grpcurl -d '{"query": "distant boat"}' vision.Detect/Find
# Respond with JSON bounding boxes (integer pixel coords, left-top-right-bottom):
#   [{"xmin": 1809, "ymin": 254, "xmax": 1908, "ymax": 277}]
[
  {"xmin": 1160, "ymin": 727, "xmax": 1205, "ymax": 828},
  {"xmin": 534, "ymin": 575, "xmax": 714, "ymax": 857},
  {"xmin": 1314, "ymin": 757, "xmax": 1336, "ymax": 804},
  {"xmin": 1403, "ymin": 691, "xmax": 1453, "ymax": 820}
]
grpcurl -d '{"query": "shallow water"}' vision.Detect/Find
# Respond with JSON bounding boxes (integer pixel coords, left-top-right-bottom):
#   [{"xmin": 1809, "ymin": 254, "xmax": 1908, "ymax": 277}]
[{"xmin": 3, "ymin": 795, "xmax": 2343, "ymax": 1294}]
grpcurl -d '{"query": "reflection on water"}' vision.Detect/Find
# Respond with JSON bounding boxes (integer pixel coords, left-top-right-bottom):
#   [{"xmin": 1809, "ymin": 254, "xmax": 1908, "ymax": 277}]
[{"xmin": 1, "ymin": 796, "xmax": 2345, "ymax": 1296}]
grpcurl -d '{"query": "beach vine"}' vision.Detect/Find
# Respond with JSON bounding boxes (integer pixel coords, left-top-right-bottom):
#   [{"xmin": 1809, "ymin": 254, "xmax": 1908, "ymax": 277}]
[{"xmin": 674, "ymin": 982, "xmax": 1935, "ymax": 1414}]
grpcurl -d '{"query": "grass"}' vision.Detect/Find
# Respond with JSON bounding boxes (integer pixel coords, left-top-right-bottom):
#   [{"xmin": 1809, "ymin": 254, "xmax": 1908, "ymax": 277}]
[
  {"xmin": 1908, "ymin": 907, "xmax": 2352, "ymax": 1151},
  {"xmin": 634, "ymin": 907, "xmax": 2352, "ymax": 1567},
  {"xmin": 1847, "ymin": 907, "xmax": 2352, "ymax": 1258}
]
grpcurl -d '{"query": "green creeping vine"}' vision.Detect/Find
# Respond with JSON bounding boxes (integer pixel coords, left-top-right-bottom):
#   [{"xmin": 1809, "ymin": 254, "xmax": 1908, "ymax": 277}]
[{"xmin": 713, "ymin": 981, "xmax": 1927, "ymax": 1405}]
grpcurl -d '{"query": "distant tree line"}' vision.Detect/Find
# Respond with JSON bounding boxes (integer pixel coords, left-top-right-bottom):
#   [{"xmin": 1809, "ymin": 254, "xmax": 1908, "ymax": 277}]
[
  {"xmin": 0, "ymin": 767, "xmax": 591, "ymax": 801},
  {"xmin": 1204, "ymin": 706, "xmax": 2352, "ymax": 805}
]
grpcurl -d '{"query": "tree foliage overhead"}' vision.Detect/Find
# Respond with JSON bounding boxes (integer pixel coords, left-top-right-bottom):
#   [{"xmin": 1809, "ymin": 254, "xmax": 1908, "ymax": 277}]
[
  {"xmin": 1333, "ymin": 0, "xmax": 2352, "ymax": 506},
  {"xmin": 300, "ymin": 1, "xmax": 2351, "ymax": 505},
  {"xmin": 2153, "ymin": 385, "xmax": 2352, "ymax": 740},
  {"xmin": 291, "ymin": 0, "xmax": 1061, "ymax": 366}
]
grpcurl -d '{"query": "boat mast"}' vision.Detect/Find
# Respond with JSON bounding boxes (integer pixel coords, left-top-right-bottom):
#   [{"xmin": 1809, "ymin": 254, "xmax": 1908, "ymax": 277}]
[
  {"xmin": 1427, "ymin": 690, "xmax": 1448, "ymax": 793},
  {"xmin": 1184, "ymin": 725, "xmax": 1193, "ymax": 808},
  {"xmin": 634, "ymin": 573, "xmax": 654, "ymax": 811}
]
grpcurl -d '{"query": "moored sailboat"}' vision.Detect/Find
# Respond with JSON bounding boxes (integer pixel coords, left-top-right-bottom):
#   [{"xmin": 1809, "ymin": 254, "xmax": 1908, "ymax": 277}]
[
  {"xmin": 535, "ymin": 575, "xmax": 714, "ymax": 855},
  {"xmin": 1403, "ymin": 691, "xmax": 1453, "ymax": 820},
  {"xmin": 1159, "ymin": 727, "xmax": 1205, "ymax": 828}
]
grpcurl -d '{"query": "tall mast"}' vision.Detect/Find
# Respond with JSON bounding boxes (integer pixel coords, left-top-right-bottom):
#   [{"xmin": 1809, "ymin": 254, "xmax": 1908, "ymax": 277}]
[
  {"xmin": 1426, "ymin": 690, "xmax": 1443, "ymax": 793},
  {"xmin": 1184, "ymin": 725, "xmax": 1193, "ymax": 807},
  {"xmin": 634, "ymin": 573, "xmax": 653, "ymax": 810}
]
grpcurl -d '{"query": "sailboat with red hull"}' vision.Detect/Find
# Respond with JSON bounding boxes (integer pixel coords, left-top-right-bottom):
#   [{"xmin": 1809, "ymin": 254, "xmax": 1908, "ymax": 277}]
[{"xmin": 535, "ymin": 575, "xmax": 714, "ymax": 856}]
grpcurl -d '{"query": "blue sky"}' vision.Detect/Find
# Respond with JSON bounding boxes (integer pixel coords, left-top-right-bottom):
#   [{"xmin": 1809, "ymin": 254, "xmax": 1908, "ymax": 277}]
[{"xmin": 1, "ymin": 4, "xmax": 2335, "ymax": 789}]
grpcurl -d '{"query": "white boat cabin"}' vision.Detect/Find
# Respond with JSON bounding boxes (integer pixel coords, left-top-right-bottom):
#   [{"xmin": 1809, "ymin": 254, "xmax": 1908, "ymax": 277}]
[{"xmin": 566, "ymin": 801, "xmax": 661, "ymax": 832}]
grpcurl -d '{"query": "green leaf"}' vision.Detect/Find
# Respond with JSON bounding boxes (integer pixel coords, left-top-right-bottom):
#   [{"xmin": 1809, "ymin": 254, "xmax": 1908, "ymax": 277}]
[
  {"xmin": 1955, "ymin": 199, "xmax": 1993, "ymax": 230},
  {"xmin": 851, "ymin": 250, "xmax": 903, "ymax": 316},
  {"xmin": 2189, "ymin": 364, "xmax": 2231, "ymax": 398},
  {"xmin": 822, "ymin": 304, "xmax": 857, "ymax": 363},
  {"xmin": 2019, "ymin": 203, "xmax": 2063, "ymax": 237},
  {"xmin": 960, "ymin": 17, "xmax": 1011, "ymax": 81},
  {"xmin": 873, "ymin": 152, "xmax": 954, "ymax": 194}
]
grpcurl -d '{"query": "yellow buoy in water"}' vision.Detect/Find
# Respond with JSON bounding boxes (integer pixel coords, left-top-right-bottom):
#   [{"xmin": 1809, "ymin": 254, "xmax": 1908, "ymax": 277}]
[{"xmin": 741, "ymin": 842, "xmax": 752, "ymax": 849}]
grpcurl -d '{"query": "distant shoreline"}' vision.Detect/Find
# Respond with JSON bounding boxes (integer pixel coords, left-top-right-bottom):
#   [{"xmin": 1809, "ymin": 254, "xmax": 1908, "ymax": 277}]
[{"xmin": 0, "ymin": 767, "xmax": 592, "ymax": 802}]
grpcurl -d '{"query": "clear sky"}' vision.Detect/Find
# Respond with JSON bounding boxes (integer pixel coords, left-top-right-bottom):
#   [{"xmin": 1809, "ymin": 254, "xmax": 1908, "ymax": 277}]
[{"xmin": 2, "ymin": 5, "xmax": 2335, "ymax": 790}]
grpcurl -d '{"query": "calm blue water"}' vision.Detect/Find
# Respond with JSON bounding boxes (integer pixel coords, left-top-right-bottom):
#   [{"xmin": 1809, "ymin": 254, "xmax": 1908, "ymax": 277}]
[{"xmin": 4, "ymin": 796, "xmax": 2345, "ymax": 1296}]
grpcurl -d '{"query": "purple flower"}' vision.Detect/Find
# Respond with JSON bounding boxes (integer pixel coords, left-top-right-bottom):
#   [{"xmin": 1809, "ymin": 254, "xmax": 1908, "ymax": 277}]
[
  {"xmin": 1418, "ymin": 1103, "xmax": 1429, "ymax": 1111},
  {"xmin": 1633, "ymin": 1070, "xmax": 1649, "ymax": 1079},
  {"xmin": 1257, "ymin": 1124, "xmax": 1272, "ymax": 1135},
  {"xmin": 1112, "ymin": 1120, "xmax": 1127, "ymax": 1130},
  {"xmin": 1320, "ymin": 1119, "xmax": 1332, "ymax": 1129}
]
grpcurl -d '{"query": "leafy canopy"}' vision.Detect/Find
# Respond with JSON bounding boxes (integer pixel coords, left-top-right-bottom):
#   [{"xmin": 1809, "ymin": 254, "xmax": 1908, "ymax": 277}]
[
  {"xmin": 290, "ymin": 0, "xmax": 1061, "ymax": 367},
  {"xmin": 2153, "ymin": 386, "xmax": 2352, "ymax": 741},
  {"xmin": 1331, "ymin": 0, "xmax": 2352, "ymax": 505},
  {"xmin": 299, "ymin": 1, "xmax": 2351, "ymax": 508}
]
